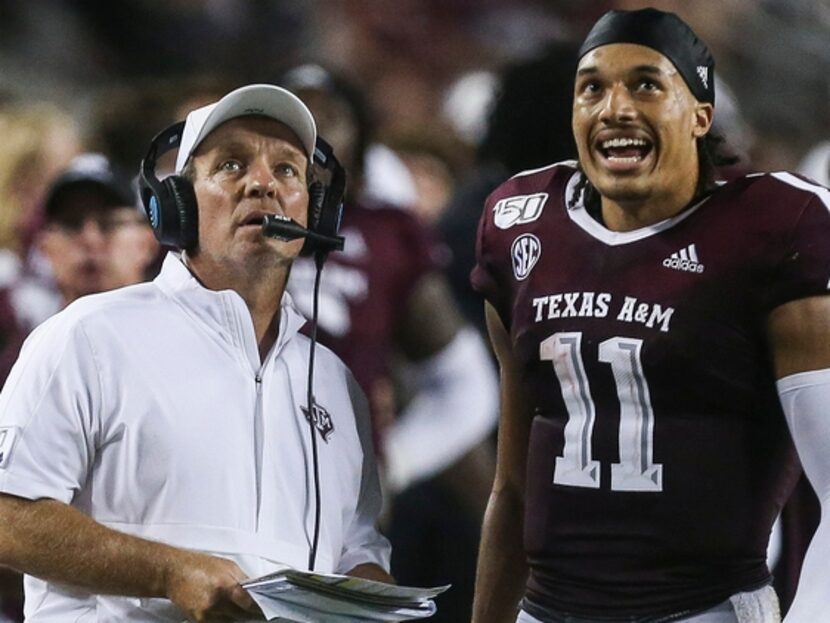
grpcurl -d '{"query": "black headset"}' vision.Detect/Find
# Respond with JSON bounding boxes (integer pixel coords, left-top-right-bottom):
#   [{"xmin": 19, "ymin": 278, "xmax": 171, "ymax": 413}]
[{"xmin": 137, "ymin": 120, "xmax": 346, "ymax": 256}]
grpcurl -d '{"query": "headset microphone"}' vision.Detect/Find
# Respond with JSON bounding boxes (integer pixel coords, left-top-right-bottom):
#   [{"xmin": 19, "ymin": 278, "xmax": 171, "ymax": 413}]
[{"xmin": 261, "ymin": 214, "xmax": 344, "ymax": 251}]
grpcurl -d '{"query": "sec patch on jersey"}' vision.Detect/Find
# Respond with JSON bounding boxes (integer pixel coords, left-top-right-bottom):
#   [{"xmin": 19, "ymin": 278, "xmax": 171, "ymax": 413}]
[
  {"xmin": 512, "ymin": 234, "xmax": 542, "ymax": 281},
  {"xmin": 493, "ymin": 193, "xmax": 548, "ymax": 229}
]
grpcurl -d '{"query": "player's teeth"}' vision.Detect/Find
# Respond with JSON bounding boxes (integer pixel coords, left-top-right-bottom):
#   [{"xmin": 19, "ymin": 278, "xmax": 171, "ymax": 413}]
[
  {"xmin": 601, "ymin": 138, "xmax": 647, "ymax": 149},
  {"xmin": 607, "ymin": 155, "xmax": 642, "ymax": 162}
]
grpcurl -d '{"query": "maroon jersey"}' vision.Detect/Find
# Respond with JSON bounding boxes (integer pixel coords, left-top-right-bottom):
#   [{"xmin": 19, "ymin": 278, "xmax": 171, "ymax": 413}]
[
  {"xmin": 472, "ymin": 162, "xmax": 830, "ymax": 618},
  {"xmin": 0, "ymin": 287, "xmax": 27, "ymax": 388},
  {"xmin": 287, "ymin": 201, "xmax": 441, "ymax": 446}
]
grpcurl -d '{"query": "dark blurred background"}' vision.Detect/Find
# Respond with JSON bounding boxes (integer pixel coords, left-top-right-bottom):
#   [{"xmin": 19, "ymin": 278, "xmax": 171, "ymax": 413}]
[{"xmin": 1, "ymin": 0, "xmax": 827, "ymax": 176}]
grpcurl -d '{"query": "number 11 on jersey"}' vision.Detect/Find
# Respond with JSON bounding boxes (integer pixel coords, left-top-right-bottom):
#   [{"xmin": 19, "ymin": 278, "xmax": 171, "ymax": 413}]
[{"xmin": 540, "ymin": 332, "xmax": 663, "ymax": 492}]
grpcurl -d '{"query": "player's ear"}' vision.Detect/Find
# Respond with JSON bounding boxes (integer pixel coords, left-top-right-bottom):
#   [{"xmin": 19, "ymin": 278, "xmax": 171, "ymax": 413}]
[{"xmin": 692, "ymin": 101, "xmax": 714, "ymax": 138}]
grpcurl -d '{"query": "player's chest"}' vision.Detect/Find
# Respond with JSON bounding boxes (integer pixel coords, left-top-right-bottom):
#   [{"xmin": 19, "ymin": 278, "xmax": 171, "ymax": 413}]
[
  {"xmin": 514, "ymin": 212, "xmax": 765, "ymax": 325},
  {"xmin": 503, "ymin": 216, "xmax": 772, "ymax": 382}
]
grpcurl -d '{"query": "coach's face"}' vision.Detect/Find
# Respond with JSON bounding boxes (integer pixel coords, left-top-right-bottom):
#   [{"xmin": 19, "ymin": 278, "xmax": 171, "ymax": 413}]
[
  {"xmin": 572, "ymin": 43, "xmax": 713, "ymax": 213},
  {"xmin": 187, "ymin": 116, "xmax": 309, "ymax": 275}
]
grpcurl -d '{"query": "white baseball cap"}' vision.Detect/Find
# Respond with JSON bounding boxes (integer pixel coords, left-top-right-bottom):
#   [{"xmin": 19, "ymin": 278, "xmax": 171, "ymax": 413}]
[{"xmin": 174, "ymin": 83, "xmax": 317, "ymax": 173}]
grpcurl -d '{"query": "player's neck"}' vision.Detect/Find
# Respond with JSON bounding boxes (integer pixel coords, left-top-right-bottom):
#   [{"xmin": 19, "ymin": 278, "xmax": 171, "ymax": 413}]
[{"xmin": 600, "ymin": 180, "xmax": 699, "ymax": 232}]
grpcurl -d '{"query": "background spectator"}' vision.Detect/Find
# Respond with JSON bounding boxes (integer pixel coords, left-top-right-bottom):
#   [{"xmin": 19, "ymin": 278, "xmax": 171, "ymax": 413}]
[{"xmin": 35, "ymin": 153, "xmax": 158, "ymax": 305}]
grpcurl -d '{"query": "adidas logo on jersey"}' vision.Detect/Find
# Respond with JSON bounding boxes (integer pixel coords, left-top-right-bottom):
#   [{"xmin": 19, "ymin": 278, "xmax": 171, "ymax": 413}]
[{"xmin": 663, "ymin": 244, "xmax": 704, "ymax": 273}]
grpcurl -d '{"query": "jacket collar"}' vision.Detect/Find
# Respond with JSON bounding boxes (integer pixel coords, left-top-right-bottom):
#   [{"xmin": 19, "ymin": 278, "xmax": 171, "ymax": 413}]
[{"xmin": 154, "ymin": 252, "xmax": 307, "ymax": 366}]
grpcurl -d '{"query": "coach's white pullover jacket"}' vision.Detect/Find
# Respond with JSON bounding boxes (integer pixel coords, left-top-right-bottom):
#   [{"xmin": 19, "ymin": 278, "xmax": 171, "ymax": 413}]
[{"xmin": 0, "ymin": 253, "xmax": 390, "ymax": 622}]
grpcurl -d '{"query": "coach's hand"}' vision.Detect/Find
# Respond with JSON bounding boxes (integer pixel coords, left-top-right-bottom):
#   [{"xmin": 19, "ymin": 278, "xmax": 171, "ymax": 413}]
[{"xmin": 165, "ymin": 551, "xmax": 263, "ymax": 622}]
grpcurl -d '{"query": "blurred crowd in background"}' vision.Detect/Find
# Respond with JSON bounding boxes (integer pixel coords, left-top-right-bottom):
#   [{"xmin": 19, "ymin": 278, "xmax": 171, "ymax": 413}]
[{"xmin": 1, "ymin": 1, "xmax": 828, "ymax": 622}]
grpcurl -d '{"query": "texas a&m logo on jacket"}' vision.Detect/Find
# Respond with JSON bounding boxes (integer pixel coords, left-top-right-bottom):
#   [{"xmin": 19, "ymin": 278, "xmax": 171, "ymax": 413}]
[{"xmin": 302, "ymin": 402, "xmax": 335, "ymax": 442}]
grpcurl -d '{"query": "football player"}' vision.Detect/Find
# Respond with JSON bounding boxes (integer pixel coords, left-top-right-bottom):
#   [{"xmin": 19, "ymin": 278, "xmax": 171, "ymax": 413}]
[{"xmin": 471, "ymin": 8, "xmax": 830, "ymax": 623}]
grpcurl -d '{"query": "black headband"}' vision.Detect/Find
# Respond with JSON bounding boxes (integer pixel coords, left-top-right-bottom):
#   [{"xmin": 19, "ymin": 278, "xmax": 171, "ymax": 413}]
[{"xmin": 578, "ymin": 8, "xmax": 715, "ymax": 105}]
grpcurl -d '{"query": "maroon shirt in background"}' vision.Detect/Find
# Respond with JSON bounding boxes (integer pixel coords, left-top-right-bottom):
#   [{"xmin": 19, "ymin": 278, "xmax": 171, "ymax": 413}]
[
  {"xmin": 287, "ymin": 201, "xmax": 442, "ymax": 451},
  {"xmin": 472, "ymin": 162, "xmax": 830, "ymax": 618},
  {"xmin": 0, "ymin": 291, "xmax": 28, "ymax": 621},
  {"xmin": 0, "ymin": 287, "xmax": 27, "ymax": 389}
]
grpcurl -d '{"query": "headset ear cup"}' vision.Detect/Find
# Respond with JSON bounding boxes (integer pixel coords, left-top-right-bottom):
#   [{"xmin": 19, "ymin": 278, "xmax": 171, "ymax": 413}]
[
  {"xmin": 139, "ymin": 120, "xmax": 193, "ymax": 249},
  {"xmin": 315, "ymin": 191, "xmax": 343, "ymax": 240},
  {"xmin": 302, "ymin": 138, "xmax": 347, "ymax": 257},
  {"xmin": 162, "ymin": 176, "xmax": 199, "ymax": 250},
  {"xmin": 308, "ymin": 182, "xmax": 326, "ymax": 230},
  {"xmin": 300, "ymin": 182, "xmax": 326, "ymax": 256}
]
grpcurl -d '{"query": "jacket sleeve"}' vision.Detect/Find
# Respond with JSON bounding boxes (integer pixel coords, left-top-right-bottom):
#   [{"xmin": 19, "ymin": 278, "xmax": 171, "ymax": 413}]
[
  {"xmin": 0, "ymin": 313, "xmax": 101, "ymax": 504},
  {"xmin": 335, "ymin": 371, "xmax": 391, "ymax": 574}
]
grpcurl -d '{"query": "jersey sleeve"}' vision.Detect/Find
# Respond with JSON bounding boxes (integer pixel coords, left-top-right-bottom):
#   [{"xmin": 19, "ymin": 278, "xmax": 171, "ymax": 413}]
[
  {"xmin": 766, "ymin": 190, "xmax": 830, "ymax": 310},
  {"xmin": 0, "ymin": 314, "xmax": 101, "ymax": 503},
  {"xmin": 470, "ymin": 191, "xmax": 510, "ymax": 325}
]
